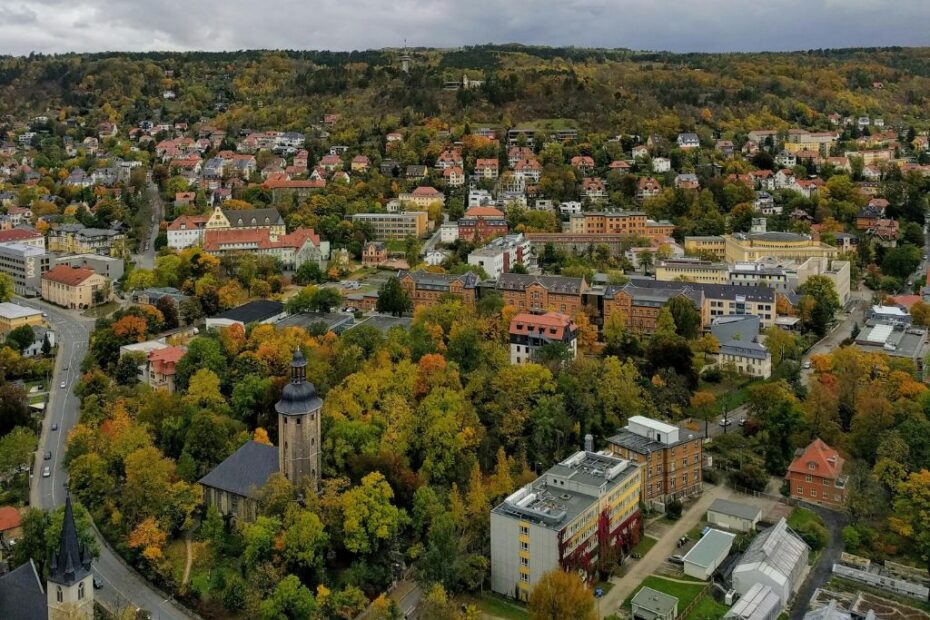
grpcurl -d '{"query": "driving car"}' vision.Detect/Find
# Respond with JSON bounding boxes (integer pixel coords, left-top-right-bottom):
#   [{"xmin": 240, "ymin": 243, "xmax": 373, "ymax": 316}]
[
  {"xmin": 42, "ymin": 466, "xmax": 50, "ymax": 478},
  {"xmin": 802, "ymin": 361, "xmax": 812, "ymax": 369},
  {"xmin": 44, "ymin": 451, "xmax": 52, "ymax": 460},
  {"xmin": 718, "ymin": 417, "xmax": 732, "ymax": 427},
  {"xmin": 737, "ymin": 417, "xmax": 747, "ymax": 427},
  {"xmin": 93, "ymin": 576, "xmax": 103, "ymax": 590},
  {"xmin": 51, "ymin": 424, "xmax": 58, "ymax": 431},
  {"xmin": 59, "ymin": 381, "xmax": 67, "ymax": 389}
]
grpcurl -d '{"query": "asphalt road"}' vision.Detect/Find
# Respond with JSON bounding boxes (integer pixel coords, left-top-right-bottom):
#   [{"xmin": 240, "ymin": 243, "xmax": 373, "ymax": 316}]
[
  {"xmin": 132, "ymin": 181, "xmax": 163, "ymax": 270},
  {"xmin": 20, "ymin": 297, "xmax": 194, "ymax": 620},
  {"xmin": 788, "ymin": 505, "xmax": 848, "ymax": 619}
]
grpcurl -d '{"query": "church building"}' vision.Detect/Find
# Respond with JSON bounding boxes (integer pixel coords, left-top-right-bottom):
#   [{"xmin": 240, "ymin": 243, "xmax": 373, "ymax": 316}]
[
  {"xmin": 198, "ymin": 349, "xmax": 323, "ymax": 522},
  {"xmin": 0, "ymin": 496, "xmax": 95, "ymax": 620}
]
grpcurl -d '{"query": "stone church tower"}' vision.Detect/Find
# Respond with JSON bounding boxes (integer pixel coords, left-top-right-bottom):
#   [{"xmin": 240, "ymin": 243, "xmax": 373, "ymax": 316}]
[
  {"xmin": 276, "ymin": 350, "xmax": 323, "ymax": 491},
  {"xmin": 47, "ymin": 496, "xmax": 94, "ymax": 620}
]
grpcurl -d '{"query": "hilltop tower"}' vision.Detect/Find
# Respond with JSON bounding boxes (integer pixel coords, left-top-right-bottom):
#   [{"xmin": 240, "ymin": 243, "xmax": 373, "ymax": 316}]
[
  {"xmin": 400, "ymin": 41, "xmax": 411, "ymax": 74},
  {"xmin": 47, "ymin": 496, "xmax": 94, "ymax": 620},
  {"xmin": 276, "ymin": 349, "xmax": 323, "ymax": 491}
]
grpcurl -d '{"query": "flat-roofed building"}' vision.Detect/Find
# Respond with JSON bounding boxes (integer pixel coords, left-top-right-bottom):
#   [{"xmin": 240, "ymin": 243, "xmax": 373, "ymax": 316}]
[
  {"xmin": 682, "ymin": 528, "xmax": 735, "ymax": 580},
  {"xmin": 607, "ymin": 416, "xmax": 702, "ymax": 510},
  {"xmin": 655, "ymin": 259, "xmax": 729, "ymax": 284},
  {"xmin": 490, "ymin": 450, "xmax": 642, "ymax": 601},
  {"xmin": 468, "ymin": 233, "xmax": 532, "ymax": 279},
  {"xmin": 0, "ymin": 302, "xmax": 43, "ymax": 334},
  {"xmin": 724, "ymin": 232, "xmax": 839, "ymax": 263},
  {"xmin": 706, "ymin": 498, "xmax": 762, "ymax": 532},
  {"xmin": 0, "ymin": 243, "xmax": 53, "ymax": 296},
  {"xmin": 351, "ymin": 211, "xmax": 429, "ymax": 240}
]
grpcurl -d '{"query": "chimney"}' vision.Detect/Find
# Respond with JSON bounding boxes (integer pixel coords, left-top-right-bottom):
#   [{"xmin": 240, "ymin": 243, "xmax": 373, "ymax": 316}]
[{"xmin": 584, "ymin": 433, "xmax": 594, "ymax": 453}]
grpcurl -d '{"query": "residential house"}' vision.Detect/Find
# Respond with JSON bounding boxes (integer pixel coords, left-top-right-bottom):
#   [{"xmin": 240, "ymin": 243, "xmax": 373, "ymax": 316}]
[
  {"xmin": 677, "ymin": 133, "xmax": 701, "ymax": 149},
  {"xmin": 350, "ymin": 155, "xmax": 370, "ymax": 172},
  {"xmin": 785, "ymin": 439, "xmax": 846, "ymax": 508},
  {"xmin": 202, "ymin": 227, "xmax": 329, "ymax": 269},
  {"xmin": 675, "ymin": 173, "xmax": 699, "ymax": 190},
  {"xmin": 146, "ymin": 345, "xmax": 186, "ymax": 393},
  {"xmin": 399, "ymin": 186, "xmax": 445, "ymax": 209},
  {"xmin": 443, "ymin": 166, "xmax": 465, "ymax": 187},
  {"xmin": 362, "ymin": 241, "xmax": 388, "ymax": 266},
  {"xmin": 509, "ymin": 311, "xmax": 578, "ymax": 364},
  {"xmin": 637, "ymin": 177, "xmax": 662, "ymax": 199},
  {"xmin": 570, "ymin": 155, "xmax": 595, "ymax": 173},
  {"xmin": 652, "ymin": 157, "xmax": 671, "ymax": 173},
  {"xmin": 475, "ymin": 158, "xmax": 500, "ymax": 179}
]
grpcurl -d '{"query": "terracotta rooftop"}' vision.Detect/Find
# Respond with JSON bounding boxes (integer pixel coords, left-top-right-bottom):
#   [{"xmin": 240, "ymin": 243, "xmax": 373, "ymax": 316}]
[
  {"xmin": 0, "ymin": 506, "xmax": 21, "ymax": 531},
  {"xmin": 464, "ymin": 206, "xmax": 505, "ymax": 218},
  {"xmin": 787, "ymin": 438, "xmax": 844, "ymax": 480},
  {"xmin": 0, "ymin": 228, "xmax": 42, "ymax": 243},
  {"xmin": 42, "ymin": 265, "xmax": 96, "ymax": 286}
]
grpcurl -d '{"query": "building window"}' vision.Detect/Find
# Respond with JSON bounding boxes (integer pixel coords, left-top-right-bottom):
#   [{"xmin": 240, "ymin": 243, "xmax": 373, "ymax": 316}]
[
  {"xmin": 810, "ymin": 489, "xmax": 817, "ymax": 498},
  {"xmin": 796, "ymin": 485, "xmax": 803, "ymax": 495},
  {"xmin": 520, "ymin": 541, "xmax": 528, "ymax": 551},
  {"xmin": 520, "ymin": 525, "xmax": 528, "ymax": 536},
  {"xmin": 805, "ymin": 475, "xmax": 812, "ymax": 482},
  {"xmin": 57, "ymin": 586, "xmax": 63, "ymax": 602},
  {"xmin": 520, "ymin": 557, "xmax": 528, "ymax": 567},
  {"xmin": 520, "ymin": 573, "xmax": 529, "ymax": 583},
  {"xmin": 79, "ymin": 582, "xmax": 85, "ymax": 600}
]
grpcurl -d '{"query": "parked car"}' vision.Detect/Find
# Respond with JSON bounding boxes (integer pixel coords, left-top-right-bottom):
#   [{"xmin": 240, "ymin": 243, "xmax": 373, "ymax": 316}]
[
  {"xmin": 51, "ymin": 424, "xmax": 58, "ymax": 431},
  {"xmin": 737, "ymin": 417, "xmax": 747, "ymax": 427},
  {"xmin": 59, "ymin": 381, "xmax": 66, "ymax": 389},
  {"xmin": 42, "ymin": 466, "xmax": 50, "ymax": 478},
  {"xmin": 93, "ymin": 576, "xmax": 103, "ymax": 590},
  {"xmin": 668, "ymin": 554, "xmax": 684, "ymax": 564},
  {"xmin": 718, "ymin": 417, "xmax": 732, "ymax": 427},
  {"xmin": 43, "ymin": 451, "xmax": 51, "ymax": 460},
  {"xmin": 802, "ymin": 361, "xmax": 812, "ymax": 369}
]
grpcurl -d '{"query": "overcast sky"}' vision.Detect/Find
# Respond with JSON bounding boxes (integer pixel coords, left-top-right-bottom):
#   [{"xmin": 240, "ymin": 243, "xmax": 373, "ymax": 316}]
[{"xmin": 0, "ymin": 0, "xmax": 928, "ymax": 56}]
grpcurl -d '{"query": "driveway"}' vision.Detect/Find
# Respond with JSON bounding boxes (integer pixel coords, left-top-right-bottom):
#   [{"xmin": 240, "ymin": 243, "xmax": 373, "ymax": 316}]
[
  {"xmin": 788, "ymin": 505, "xmax": 848, "ymax": 620},
  {"xmin": 600, "ymin": 485, "xmax": 772, "ymax": 618}
]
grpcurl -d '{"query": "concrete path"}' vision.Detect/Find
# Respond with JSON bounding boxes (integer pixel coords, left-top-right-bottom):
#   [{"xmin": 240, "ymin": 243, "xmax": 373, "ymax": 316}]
[{"xmin": 599, "ymin": 485, "xmax": 773, "ymax": 618}]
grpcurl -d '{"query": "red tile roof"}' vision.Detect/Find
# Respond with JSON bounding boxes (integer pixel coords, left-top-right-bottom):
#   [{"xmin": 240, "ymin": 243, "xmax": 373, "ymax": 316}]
[
  {"xmin": 149, "ymin": 345, "xmax": 186, "ymax": 375},
  {"xmin": 0, "ymin": 228, "xmax": 42, "ymax": 243},
  {"xmin": 0, "ymin": 506, "xmax": 21, "ymax": 531},
  {"xmin": 412, "ymin": 186, "xmax": 442, "ymax": 197},
  {"xmin": 464, "ymin": 206, "xmax": 505, "ymax": 218},
  {"xmin": 42, "ymin": 265, "xmax": 96, "ymax": 286},
  {"xmin": 787, "ymin": 438, "xmax": 844, "ymax": 480},
  {"xmin": 203, "ymin": 227, "xmax": 321, "ymax": 252},
  {"xmin": 509, "ymin": 311, "xmax": 576, "ymax": 340},
  {"xmin": 166, "ymin": 214, "xmax": 209, "ymax": 231}
]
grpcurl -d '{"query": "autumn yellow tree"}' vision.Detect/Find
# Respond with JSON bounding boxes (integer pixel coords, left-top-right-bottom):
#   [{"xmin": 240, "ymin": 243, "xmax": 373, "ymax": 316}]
[
  {"xmin": 528, "ymin": 569, "xmax": 597, "ymax": 620},
  {"xmin": 128, "ymin": 516, "xmax": 168, "ymax": 562}
]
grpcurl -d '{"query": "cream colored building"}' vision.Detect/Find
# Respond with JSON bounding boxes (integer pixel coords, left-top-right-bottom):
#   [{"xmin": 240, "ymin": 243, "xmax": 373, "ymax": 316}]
[
  {"xmin": 655, "ymin": 259, "xmax": 729, "ymax": 284},
  {"xmin": 41, "ymin": 265, "xmax": 109, "ymax": 309},
  {"xmin": 723, "ymin": 232, "xmax": 839, "ymax": 263},
  {"xmin": 0, "ymin": 302, "xmax": 44, "ymax": 334},
  {"xmin": 684, "ymin": 236, "xmax": 727, "ymax": 259},
  {"xmin": 351, "ymin": 211, "xmax": 430, "ymax": 240}
]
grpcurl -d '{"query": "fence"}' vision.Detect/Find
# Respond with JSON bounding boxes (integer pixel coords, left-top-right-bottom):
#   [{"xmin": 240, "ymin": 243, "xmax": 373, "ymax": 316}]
[
  {"xmin": 676, "ymin": 581, "xmax": 713, "ymax": 620},
  {"xmin": 832, "ymin": 563, "xmax": 930, "ymax": 600}
]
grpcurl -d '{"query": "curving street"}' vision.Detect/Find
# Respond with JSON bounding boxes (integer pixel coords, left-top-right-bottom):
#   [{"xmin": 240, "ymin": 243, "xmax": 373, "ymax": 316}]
[{"xmin": 20, "ymin": 296, "xmax": 194, "ymax": 620}]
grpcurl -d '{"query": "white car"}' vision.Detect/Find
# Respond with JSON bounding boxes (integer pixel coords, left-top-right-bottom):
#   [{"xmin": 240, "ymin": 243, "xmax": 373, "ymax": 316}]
[
  {"xmin": 59, "ymin": 381, "xmax": 67, "ymax": 389},
  {"xmin": 42, "ymin": 466, "xmax": 51, "ymax": 478}
]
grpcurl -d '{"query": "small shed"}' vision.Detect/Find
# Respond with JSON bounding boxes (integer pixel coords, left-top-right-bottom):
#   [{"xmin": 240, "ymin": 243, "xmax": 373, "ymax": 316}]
[
  {"xmin": 683, "ymin": 528, "xmax": 736, "ymax": 579},
  {"xmin": 707, "ymin": 498, "xmax": 763, "ymax": 532},
  {"xmin": 632, "ymin": 587, "xmax": 679, "ymax": 620}
]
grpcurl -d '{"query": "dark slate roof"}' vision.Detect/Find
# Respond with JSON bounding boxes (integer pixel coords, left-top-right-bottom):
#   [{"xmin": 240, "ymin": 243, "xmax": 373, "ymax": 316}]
[
  {"xmin": 626, "ymin": 278, "xmax": 775, "ymax": 303},
  {"xmin": 399, "ymin": 270, "xmax": 479, "ymax": 291},
  {"xmin": 276, "ymin": 350, "xmax": 323, "ymax": 415},
  {"xmin": 604, "ymin": 282, "xmax": 703, "ymax": 308},
  {"xmin": 222, "ymin": 208, "xmax": 283, "ymax": 228},
  {"xmin": 0, "ymin": 559, "xmax": 45, "ymax": 620},
  {"xmin": 198, "ymin": 441, "xmax": 279, "ymax": 499},
  {"xmin": 720, "ymin": 340, "xmax": 770, "ymax": 360},
  {"xmin": 495, "ymin": 273, "xmax": 585, "ymax": 295},
  {"xmin": 210, "ymin": 300, "xmax": 284, "ymax": 323},
  {"xmin": 48, "ymin": 496, "xmax": 91, "ymax": 587}
]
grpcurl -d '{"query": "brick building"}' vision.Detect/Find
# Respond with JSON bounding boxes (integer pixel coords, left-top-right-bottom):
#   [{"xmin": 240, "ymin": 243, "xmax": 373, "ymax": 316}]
[
  {"xmin": 399, "ymin": 271, "xmax": 479, "ymax": 309},
  {"xmin": 785, "ymin": 439, "xmax": 846, "ymax": 508},
  {"xmin": 607, "ymin": 416, "xmax": 703, "ymax": 510},
  {"xmin": 494, "ymin": 273, "xmax": 588, "ymax": 316}
]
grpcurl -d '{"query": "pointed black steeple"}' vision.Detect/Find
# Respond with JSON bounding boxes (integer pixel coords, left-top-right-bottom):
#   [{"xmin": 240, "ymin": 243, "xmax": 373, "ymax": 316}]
[{"xmin": 48, "ymin": 495, "xmax": 91, "ymax": 587}]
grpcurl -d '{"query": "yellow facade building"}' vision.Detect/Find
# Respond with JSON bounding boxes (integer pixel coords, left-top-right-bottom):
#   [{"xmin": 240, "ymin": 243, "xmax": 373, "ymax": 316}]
[
  {"xmin": 490, "ymin": 450, "xmax": 642, "ymax": 601},
  {"xmin": 0, "ymin": 302, "xmax": 44, "ymax": 334},
  {"xmin": 41, "ymin": 265, "xmax": 109, "ymax": 309}
]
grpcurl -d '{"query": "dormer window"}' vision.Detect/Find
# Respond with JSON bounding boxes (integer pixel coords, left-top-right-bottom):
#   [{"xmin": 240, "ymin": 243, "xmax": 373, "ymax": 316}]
[{"xmin": 808, "ymin": 462, "xmax": 816, "ymax": 470}]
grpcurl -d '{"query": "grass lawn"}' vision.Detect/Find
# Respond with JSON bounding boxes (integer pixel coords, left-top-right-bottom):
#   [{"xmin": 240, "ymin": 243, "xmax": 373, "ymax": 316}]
[
  {"xmin": 684, "ymin": 595, "xmax": 728, "ymax": 620},
  {"xmin": 384, "ymin": 239, "xmax": 408, "ymax": 253},
  {"xmin": 622, "ymin": 575, "xmax": 707, "ymax": 612},
  {"xmin": 595, "ymin": 581, "xmax": 615, "ymax": 595},
  {"xmin": 787, "ymin": 507, "xmax": 824, "ymax": 530},
  {"xmin": 466, "ymin": 592, "xmax": 529, "ymax": 620},
  {"xmin": 82, "ymin": 302, "xmax": 119, "ymax": 318},
  {"xmin": 632, "ymin": 536, "xmax": 658, "ymax": 557}
]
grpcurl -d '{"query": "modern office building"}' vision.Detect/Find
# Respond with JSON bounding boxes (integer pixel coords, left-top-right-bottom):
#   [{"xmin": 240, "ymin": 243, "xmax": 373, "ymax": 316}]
[
  {"xmin": 0, "ymin": 242, "xmax": 53, "ymax": 296},
  {"xmin": 490, "ymin": 449, "xmax": 642, "ymax": 601},
  {"xmin": 351, "ymin": 211, "xmax": 429, "ymax": 240}
]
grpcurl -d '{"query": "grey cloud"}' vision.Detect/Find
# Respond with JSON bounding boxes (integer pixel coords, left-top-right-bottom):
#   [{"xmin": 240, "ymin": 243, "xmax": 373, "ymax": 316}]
[{"xmin": 0, "ymin": 0, "xmax": 928, "ymax": 55}]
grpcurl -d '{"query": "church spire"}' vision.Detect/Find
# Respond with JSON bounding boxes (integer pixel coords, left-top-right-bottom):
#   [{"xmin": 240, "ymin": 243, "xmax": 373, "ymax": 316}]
[{"xmin": 48, "ymin": 495, "xmax": 91, "ymax": 587}]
